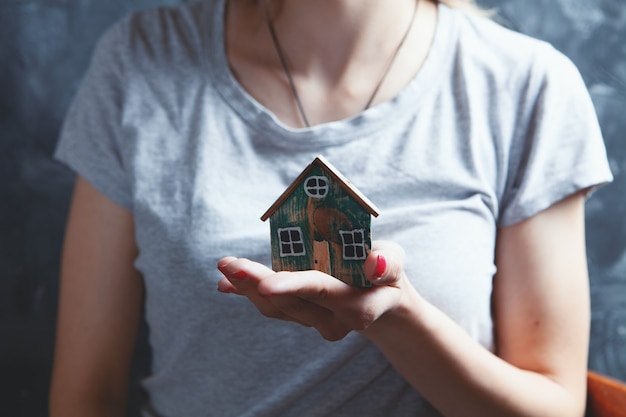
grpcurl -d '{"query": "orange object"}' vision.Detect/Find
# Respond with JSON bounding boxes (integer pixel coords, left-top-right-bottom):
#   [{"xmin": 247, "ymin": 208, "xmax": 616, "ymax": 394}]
[{"xmin": 587, "ymin": 371, "xmax": 626, "ymax": 417}]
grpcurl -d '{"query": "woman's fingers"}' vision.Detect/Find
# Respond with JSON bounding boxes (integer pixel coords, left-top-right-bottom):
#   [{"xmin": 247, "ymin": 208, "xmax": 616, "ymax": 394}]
[
  {"xmin": 256, "ymin": 270, "xmax": 354, "ymax": 299},
  {"xmin": 217, "ymin": 278, "xmax": 237, "ymax": 294},
  {"xmin": 217, "ymin": 256, "xmax": 274, "ymax": 281},
  {"xmin": 258, "ymin": 271, "xmax": 400, "ymax": 332},
  {"xmin": 216, "ymin": 240, "xmax": 410, "ymax": 339},
  {"xmin": 217, "ymin": 260, "xmax": 353, "ymax": 338},
  {"xmin": 365, "ymin": 240, "xmax": 407, "ymax": 286},
  {"xmin": 217, "ymin": 257, "xmax": 292, "ymax": 319},
  {"xmin": 264, "ymin": 295, "xmax": 352, "ymax": 340}
]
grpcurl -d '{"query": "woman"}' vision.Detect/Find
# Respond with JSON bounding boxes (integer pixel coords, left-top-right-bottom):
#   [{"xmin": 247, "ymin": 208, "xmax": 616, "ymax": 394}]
[{"xmin": 50, "ymin": 0, "xmax": 613, "ymax": 416}]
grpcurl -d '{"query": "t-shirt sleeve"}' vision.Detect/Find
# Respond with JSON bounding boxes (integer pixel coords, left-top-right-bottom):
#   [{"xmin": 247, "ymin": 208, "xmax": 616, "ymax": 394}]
[
  {"xmin": 54, "ymin": 19, "xmax": 133, "ymax": 210},
  {"xmin": 498, "ymin": 45, "xmax": 613, "ymax": 227}
]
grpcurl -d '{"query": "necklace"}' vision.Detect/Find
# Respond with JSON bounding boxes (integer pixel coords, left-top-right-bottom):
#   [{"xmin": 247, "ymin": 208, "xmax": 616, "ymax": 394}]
[{"xmin": 266, "ymin": 2, "xmax": 420, "ymax": 128}]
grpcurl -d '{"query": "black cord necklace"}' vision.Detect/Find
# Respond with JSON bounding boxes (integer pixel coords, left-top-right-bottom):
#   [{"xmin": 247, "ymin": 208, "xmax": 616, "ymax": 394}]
[{"xmin": 266, "ymin": 1, "xmax": 419, "ymax": 128}]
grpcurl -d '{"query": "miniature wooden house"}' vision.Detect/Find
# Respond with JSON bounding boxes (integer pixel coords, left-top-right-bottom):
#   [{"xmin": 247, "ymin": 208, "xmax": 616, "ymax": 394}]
[{"xmin": 261, "ymin": 155, "xmax": 380, "ymax": 287}]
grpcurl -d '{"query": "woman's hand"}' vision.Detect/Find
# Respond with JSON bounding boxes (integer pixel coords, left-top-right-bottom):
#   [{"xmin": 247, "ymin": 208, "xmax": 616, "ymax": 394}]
[
  {"xmin": 217, "ymin": 241, "xmax": 412, "ymax": 341},
  {"xmin": 218, "ymin": 194, "xmax": 591, "ymax": 417}
]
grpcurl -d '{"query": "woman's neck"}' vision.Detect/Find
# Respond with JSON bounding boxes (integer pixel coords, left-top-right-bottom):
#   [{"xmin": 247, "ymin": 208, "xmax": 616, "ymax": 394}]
[
  {"xmin": 226, "ymin": 0, "xmax": 438, "ymax": 127},
  {"xmin": 264, "ymin": 1, "xmax": 419, "ymax": 72}
]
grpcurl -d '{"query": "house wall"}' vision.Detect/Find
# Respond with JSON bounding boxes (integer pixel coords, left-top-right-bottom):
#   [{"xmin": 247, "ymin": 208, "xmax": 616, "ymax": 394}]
[
  {"xmin": 0, "ymin": 0, "xmax": 624, "ymax": 415},
  {"xmin": 268, "ymin": 164, "xmax": 372, "ymax": 287}
]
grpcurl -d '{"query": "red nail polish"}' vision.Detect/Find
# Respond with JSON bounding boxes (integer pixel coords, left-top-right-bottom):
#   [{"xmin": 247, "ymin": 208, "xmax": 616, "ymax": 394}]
[
  {"xmin": 374, "ymin": 255, "xmax": 386, "ymax": 278},
  {"xmin": 228, "ymin": 270, "xmax": 248, "ymax": 280}
]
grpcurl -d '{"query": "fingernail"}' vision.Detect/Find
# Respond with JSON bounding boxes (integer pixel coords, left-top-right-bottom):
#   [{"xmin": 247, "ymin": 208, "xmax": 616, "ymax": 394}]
[
  {"xmin": 227, "ymin": 270, "xmax": 248, "ymax": 280},
  {"xmin": 217, "ymin": 264, "xmax": 248, "ymax": 280},
  {"xmin": 374, "ymin": 255, "xmax": 387, "ymax": 278},
  {"xmin": 217, "ymin": 285, "xmax": 235, "ymax": 294}
]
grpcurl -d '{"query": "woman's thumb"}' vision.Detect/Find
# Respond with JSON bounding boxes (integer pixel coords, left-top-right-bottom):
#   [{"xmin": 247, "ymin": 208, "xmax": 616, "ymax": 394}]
[{"xmin": 364, "ymin": 241, "xmax": 405, "ymax": 286}]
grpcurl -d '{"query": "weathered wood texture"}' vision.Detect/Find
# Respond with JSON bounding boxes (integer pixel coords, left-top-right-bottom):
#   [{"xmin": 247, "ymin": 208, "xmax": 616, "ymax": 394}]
[{"xmin": 266, "ymin": 161, "xmax": 374, "ymax": 287}]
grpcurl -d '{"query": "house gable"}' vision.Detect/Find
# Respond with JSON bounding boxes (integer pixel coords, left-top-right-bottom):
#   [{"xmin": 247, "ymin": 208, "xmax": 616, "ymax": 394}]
[
  {"xmin": 261, "ymin": 155, "xmax": 380, "ymax": 221},
  {"xmin": 262, "ymin": 156, "xmax": 380, "ymax": 287}
]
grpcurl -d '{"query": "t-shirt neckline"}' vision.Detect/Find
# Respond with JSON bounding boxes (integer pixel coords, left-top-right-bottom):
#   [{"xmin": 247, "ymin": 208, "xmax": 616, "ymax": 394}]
[{"xmin": 205, "ymin": 0, "xmax": 457, "ymax": 150}]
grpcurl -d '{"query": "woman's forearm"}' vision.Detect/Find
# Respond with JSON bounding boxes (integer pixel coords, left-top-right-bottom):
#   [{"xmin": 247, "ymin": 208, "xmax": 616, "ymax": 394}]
[{"xmin": 362, "ymin": 287, "xmax": 584, "ymax": 417}]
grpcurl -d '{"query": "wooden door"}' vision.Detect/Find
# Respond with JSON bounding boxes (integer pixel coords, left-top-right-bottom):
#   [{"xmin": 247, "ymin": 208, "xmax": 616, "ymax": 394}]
[{"xmin": 313, "ymin": 240, "xmax": 332, "ymax": 275}]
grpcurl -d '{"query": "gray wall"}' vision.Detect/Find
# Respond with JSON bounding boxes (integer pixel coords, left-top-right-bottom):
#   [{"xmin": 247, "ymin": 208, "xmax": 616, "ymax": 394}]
[{"xmin": 0, "ymin": 0, "xmax": 624, "ymax": 416}]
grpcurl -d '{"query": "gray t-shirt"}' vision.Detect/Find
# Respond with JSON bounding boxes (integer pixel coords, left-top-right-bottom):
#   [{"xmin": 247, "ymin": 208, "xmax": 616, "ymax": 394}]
[{"xmin": 55, "ymin": 1, "xmax": 613, "ymax": 416}]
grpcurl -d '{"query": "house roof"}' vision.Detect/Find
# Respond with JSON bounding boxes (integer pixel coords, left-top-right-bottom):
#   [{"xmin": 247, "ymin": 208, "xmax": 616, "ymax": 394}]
[{"xmin": 261, "ymin": 155, "xmax": 381, "ymax": 221}]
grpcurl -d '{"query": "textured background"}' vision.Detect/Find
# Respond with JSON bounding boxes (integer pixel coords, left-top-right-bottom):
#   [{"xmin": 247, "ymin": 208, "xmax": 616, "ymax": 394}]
[{"xmin": 0, "ymin": 0, "xmax": 624, "ymax": 416}]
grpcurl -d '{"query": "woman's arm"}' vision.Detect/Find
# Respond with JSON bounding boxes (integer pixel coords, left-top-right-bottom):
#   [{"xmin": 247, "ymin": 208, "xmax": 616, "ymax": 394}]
[
  {"xmin": 50, "ymin": 176, "xmax": 144, "ymax": 417},
  {"xmin": 360, "ymin": 191, "xmax": 589, "ymax": 417},
  {"xmin": 218, "ymin": 192, "xmax": 590, "ymax": 416}
]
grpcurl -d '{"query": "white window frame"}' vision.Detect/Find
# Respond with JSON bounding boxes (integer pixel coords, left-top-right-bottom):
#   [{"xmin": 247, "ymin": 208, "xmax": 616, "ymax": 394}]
[
  {"xmin": 303, "ymin": 176, "xmax": 329, "ymax": 198},
  {"xmin": 339, "ymin": 229, "xmax": 367, "ymax": 260},
  {"xmin": 277, "ymin": 227, "xmax": 306, "ymax": 257}
]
